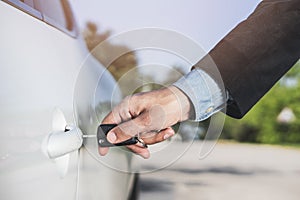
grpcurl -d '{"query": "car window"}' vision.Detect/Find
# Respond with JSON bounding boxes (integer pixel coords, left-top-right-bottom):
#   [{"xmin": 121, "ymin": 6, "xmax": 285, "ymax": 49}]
[
  {"xmin": 36, "ymin": 0, "xmax": 74, "ymax": 32},
  {"xmin": 3, "ymin": 0, "xmax": 77, "ymax": 37}
]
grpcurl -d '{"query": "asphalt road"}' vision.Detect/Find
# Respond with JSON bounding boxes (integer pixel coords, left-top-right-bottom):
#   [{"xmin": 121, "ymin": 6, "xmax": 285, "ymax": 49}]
[{"xmin": 139, "ymin": 141, "xmax": 300, "ymax": 200}]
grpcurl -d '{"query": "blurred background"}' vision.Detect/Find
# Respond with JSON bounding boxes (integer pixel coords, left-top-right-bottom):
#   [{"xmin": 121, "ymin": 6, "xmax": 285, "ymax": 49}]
[
  {"xmin": 71, "ymin": 0, "xmax": 300, "ymax": 199},
  {"xmin": 72, "ymin": 0, "xmax": 300, "ymax": 146}
]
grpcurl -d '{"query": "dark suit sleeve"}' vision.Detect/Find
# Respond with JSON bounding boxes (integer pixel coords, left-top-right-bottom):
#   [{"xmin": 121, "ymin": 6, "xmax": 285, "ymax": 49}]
[{"xmin": 194, "ymin": 0, "xmax": 300, "ymax": 119}]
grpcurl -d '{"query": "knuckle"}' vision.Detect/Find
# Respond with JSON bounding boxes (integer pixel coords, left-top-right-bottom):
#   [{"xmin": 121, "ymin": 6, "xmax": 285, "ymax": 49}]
[
  {"xmin": 123, "ymin": 95, "xmax": 132, "ymax": 103},
  {"xmin": 140, "ymin": 113, "xmax": 152, "ymax": 127}
]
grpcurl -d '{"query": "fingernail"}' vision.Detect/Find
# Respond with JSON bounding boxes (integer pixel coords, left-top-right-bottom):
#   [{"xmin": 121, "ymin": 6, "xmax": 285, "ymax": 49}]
[
  {"xmin": 163, "ymin": 133, "xmax": 174, "ymax": 140},
  {"xmin": 107, "ymin": 132, "xmax": 117, "ymax": 143},
  {"xmin": 140, "ymin": 151, "xmax": 150, "ymax": 159},
  {"xmin": 98, "ymin": 147, "xmax": 108, "ymax": 156}
]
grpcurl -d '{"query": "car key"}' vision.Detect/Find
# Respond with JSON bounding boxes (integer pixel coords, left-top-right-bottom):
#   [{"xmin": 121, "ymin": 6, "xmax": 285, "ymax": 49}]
[{"xmin": 97, "ymin": 124, "xmax": 148, "ymax": 148}]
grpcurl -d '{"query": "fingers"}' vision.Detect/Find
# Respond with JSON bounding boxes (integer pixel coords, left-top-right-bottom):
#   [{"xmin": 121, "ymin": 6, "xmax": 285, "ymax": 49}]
[
  {"xmin": 105, "ymin": 109, "xmax": 166, "ymax": 144},
  {"xmin": 141, "ymin": 127, "xmax": 175, "ymax": 145},
  {"xmin": 98, "ymin": 146, "xmax": 109, "ymax": 156},
  {"xmin": 99, "ymin": 99, "xmax": 133, "ymax": 157},
  {"xmin": 98, "ymin": 143, "xmax": 150, "ymax": 159},
  {"xmin": 106, "ymin": 125, "xmax": 175, "ymax": 145},
  {"xmin": 126, "ymin": 145, "xmax": 150, "ymax": 159},
  {"xmin": 98, "ymin": 88, "xmax": 181, "ymax": 158},
  {"xmin": 98, "ymin": 127, "xmax": 175, "ymax": 158},
  {"xmin": 102, "ymin": 96, "xmax": 135, "ymax": 125}
]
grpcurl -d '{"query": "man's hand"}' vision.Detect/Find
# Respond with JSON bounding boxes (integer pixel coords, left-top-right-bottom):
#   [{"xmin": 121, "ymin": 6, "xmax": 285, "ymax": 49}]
[{"xmin": 98, "ymin": 86, "xmax": 193, "ymax": 159}]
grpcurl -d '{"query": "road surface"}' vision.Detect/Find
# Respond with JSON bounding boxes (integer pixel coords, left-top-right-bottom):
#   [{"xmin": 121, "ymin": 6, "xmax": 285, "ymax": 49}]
[{"xmin": 139, "ymin": 141, "xmax": 300, "ymax": 200}]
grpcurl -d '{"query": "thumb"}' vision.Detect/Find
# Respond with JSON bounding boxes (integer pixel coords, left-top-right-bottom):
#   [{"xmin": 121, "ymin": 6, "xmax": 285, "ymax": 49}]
[
  {"xmin": 107, "ymin": 111, "xmax": 158, "ymax": 144},
  {"xmin": 106, "ymin": 131, "xmax": 117, "ymax": 143}
]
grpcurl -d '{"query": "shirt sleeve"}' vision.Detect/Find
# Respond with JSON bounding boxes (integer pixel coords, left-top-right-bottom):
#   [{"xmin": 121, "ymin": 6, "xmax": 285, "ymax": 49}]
[{"xmin": 173, "ymin": 68, "xmax": 226, "ymax": 121}]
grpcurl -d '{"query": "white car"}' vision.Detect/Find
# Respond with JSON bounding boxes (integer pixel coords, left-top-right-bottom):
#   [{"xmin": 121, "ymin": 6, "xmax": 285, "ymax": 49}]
[{"xmin": 0, "ymin": 0, "xmax": 138, "ymax": 199}]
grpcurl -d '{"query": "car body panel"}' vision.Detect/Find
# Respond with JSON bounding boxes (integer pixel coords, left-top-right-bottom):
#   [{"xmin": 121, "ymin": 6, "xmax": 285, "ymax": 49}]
[
  {"xmin": 0, "ymin": 2, "xmax": 80, "ymax": 199},
  {"xmin": 0, "ymin": 1, "xmax": 134, "ymax": 199}
]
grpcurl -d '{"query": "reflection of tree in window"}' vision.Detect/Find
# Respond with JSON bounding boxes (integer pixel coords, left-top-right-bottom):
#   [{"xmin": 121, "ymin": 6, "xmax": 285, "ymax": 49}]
[{"xmin": 10, "ymin": 0, "xmax": 74, "ymax": 31}]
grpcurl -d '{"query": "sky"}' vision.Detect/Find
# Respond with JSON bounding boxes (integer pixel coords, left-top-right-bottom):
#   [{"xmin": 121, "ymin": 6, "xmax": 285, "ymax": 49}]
[
  {"xmin": 72, "ymin": 0, "xmax": 261, "ymax": 51},
  {"xmin": 71, "ymin": 0, "xmax": 261, "ymax": 79}
]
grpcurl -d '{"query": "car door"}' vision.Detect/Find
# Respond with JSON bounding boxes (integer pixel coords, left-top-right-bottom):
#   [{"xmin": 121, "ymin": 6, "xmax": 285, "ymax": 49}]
[
  {"xmin": 0, "ymin": 1, "xmax": 81, "ymax": 199},
  {"xmin": 0, "ymin": 1, "xmax": 136, "ymax": 200},
  {"xmin": 73, "ymin": 54, "xmax": 137, "ymax": 200}
]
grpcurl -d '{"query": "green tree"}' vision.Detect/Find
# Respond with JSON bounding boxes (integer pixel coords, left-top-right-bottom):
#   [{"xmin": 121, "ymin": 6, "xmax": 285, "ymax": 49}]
[{"xmin": 222, "ymin": 61, "xmax": 300, "ymax": 144}]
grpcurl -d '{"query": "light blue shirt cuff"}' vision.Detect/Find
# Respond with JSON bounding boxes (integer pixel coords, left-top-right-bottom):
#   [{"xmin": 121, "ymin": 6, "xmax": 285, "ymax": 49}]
[{"xmin": 173, "ymin": 69, "xmax": 225, "ymax": 121}]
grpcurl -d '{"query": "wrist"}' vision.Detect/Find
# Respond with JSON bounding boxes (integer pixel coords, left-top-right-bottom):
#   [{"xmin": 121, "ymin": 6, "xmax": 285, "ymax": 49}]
[{"xmin": 168, "ymin": 86, "xmax": 194, "ymax": 121}]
